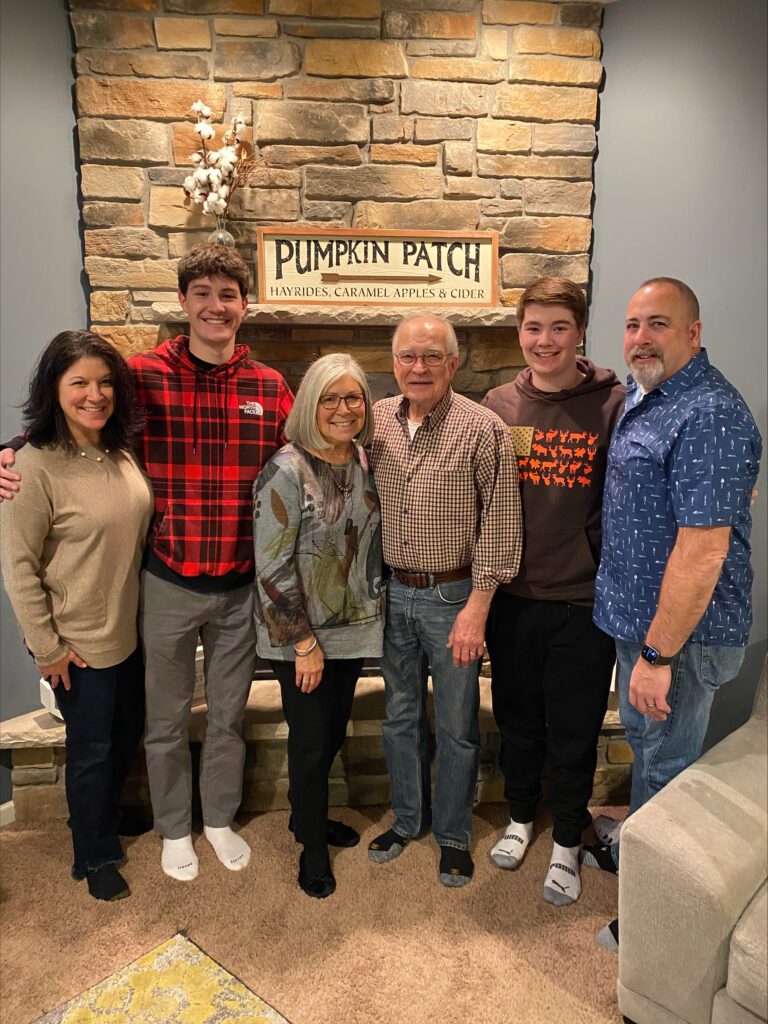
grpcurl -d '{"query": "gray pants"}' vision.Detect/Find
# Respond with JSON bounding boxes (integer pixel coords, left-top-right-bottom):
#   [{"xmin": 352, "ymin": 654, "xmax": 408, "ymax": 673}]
[{"xmin": 140, "ymin": 571, "xmax": 257, "ymax": 838}]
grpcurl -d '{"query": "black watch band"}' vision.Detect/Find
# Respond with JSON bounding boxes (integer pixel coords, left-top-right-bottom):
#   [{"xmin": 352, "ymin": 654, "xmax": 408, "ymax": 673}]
[{"xmin": 641, "ymin": 644, "xmax": 675, "ymax": 667}]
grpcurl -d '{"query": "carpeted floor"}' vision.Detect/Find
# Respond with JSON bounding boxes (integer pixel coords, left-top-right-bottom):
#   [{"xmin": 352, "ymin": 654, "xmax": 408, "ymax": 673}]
[{"xmin": 0, "ymin": 805, "xmax": 623, "ymax": 1024}]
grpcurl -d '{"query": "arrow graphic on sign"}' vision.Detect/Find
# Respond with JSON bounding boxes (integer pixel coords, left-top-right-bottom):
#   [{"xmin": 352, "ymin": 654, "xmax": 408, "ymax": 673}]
[{"xmin": 321, "ymin": 272, "xmax": 442, "ymax": 283}]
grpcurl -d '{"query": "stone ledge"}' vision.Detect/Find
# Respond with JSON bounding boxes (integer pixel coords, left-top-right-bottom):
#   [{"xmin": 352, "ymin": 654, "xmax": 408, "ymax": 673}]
[
  {"xmin": 131, "ymin": 302, "xmax": 519, "ymax": 328},
  {"xmin": 4, "ymin": 676, "xmax": 630, "ymax": 820}
]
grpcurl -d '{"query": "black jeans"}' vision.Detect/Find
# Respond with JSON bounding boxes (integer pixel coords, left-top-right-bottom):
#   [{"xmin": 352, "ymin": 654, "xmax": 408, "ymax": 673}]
[
  {"xmin": 271, "ymin": 658, "xmax": 362, "ymax": 852},
  {"xmin": 54, "ymin": 647, "xmax": 145, "ymax": 878},
  {"xmin": 486, "ymin": 592, "xmax": 615, "ymax": 848}
]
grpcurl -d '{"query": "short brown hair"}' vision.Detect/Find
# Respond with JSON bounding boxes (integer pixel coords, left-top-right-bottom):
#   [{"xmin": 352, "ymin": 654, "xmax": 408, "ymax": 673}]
[
  {"xmin": 638, "ymin": 277, "xmax": 700, "ymax": 321},
  {"xmin": 177, "ymin": 244, "xmax": 250, "ymax": 298},
  {"xmin": 516, "ymin": 277, "xmax": 587, "ymax": 331}
]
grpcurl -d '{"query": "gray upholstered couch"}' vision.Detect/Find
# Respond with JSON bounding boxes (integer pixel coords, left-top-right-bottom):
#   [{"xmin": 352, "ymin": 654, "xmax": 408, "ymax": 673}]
[{"xmin": 618, "ymin": 656, "xmax": 768, "ymax": 1024}]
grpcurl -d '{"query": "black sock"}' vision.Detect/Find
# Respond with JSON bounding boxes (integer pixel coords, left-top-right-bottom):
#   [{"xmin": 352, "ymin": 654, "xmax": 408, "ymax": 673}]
[{"xmin": 87, "ymin": 864, "xmax": 130, "ymax": 901}]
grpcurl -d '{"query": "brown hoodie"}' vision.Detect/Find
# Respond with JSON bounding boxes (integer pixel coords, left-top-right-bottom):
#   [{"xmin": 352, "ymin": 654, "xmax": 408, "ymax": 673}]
[{"xmin": 482, "ymin": 358, "xmax": 626, "ymax": 606}]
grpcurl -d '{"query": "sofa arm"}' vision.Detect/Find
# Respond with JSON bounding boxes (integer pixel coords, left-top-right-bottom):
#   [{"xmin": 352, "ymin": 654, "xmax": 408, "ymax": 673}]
[{"xmin": 618, "ymin": 717, "xmax": 768, "ymax": 1024}]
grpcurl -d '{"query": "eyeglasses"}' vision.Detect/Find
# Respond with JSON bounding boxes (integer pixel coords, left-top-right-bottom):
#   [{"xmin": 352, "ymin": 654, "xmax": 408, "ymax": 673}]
[
  {"xmin": 394, "ymin": 351, "xmax": 450, "ymax": 367},
  {"xmin": 318, "ymin": 393, "xmax": 366, "ymax": 411}
]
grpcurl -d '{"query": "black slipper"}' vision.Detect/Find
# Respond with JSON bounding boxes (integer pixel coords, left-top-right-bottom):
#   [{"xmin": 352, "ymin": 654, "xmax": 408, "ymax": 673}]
[
  {"xmin": 326, "ymin": 819, "xmax": 360, "ymax": 848},
  {"xmin": 298, "ymin": 851, "xmax": 336, "ymax": 899},
  {"xmin": 288, "ymin": 816, "xmax": 360, "ymax": 848}
]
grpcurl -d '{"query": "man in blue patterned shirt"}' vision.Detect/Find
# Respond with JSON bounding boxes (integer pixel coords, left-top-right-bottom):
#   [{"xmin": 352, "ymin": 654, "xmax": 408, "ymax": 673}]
[{"xmin": 583, "ymin": 277, "xmax": 762, "ymax": 952}]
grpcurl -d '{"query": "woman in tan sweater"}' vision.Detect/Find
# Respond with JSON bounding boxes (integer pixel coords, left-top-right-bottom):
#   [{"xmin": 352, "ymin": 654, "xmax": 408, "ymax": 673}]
[{"xmin": 0, "ymin": 331, "xmax": 152, "ymax": 901}]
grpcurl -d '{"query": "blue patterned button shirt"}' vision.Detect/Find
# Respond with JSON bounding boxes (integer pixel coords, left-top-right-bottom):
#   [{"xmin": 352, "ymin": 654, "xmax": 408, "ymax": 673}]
[{"xmin": 594, "ymin": 349, "xmax": 762, "ymax": 645}]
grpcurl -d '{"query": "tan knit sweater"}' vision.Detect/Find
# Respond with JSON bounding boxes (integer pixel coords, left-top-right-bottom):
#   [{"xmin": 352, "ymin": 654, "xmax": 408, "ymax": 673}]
[{"xmin": 0, "ymin": 444, "xmax": 153, "ymax": 669}]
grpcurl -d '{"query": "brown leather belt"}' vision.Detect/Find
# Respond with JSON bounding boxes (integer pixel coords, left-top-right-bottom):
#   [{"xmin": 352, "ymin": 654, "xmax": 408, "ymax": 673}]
[{"xmin": 388, "ymin": 566, "xmax": 472, "ymax": 589}]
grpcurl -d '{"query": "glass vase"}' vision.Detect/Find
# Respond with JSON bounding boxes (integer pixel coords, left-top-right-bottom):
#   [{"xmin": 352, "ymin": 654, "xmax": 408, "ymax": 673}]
[{"xmin": 208, "ymin": 217, "xmax": 235, "ymax": 247}]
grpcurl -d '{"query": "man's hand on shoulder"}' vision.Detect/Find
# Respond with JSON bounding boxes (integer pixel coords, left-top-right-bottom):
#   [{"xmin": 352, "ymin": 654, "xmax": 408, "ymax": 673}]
[
  {"xmin": 629, "ymin": 659, "xmax": 672, "ymax": 721},
  {"xmin": 0, "ymin": 448, "xmax": 20, "ymax": 501}
]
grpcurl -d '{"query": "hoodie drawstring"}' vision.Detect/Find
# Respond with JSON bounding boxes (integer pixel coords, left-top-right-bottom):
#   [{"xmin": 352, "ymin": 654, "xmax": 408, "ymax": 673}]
[{"xmin": 192, "ymin": 373, "xmax": 200, "ymax": 455}]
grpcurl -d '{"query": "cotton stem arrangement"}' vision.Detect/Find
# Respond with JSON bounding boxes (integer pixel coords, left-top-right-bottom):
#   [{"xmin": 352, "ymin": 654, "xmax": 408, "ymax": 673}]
[{"xmin": 182, "ymin": 100, "xmax": 258, "ymax": 222}]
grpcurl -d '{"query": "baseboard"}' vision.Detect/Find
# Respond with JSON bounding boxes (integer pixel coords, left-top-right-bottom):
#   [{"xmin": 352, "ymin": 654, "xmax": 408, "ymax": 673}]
[{"xmin": 0, "ymin": 800, "xmax": 16, "ymax": 827}]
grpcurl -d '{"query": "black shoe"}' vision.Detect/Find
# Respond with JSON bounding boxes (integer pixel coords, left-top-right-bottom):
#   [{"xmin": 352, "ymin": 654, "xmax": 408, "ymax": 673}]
[
  {"xmin": 438, "ymin": 846, "xmax": 474, "ymax": 887},
  {"xmin": 582, "ymin": 842, "xmax": 618, "ymax": 875},
  {"xmin": 288, "ymin": 816, "xmax": 360, "ymax": 848},
  {"xmin": 298, "ymin": 851, "xmax": 336, "ymax": 899},
  {"xmin": 326, "ymin": 819, "xmax": 360, "ymax": 848},
  {"xmin": 87, "ymin": 864, "xmax": 130, "ymax": 901},
  {"xmin": 368, "ymin": 828, "xmax": 409, "ymax": 864}
]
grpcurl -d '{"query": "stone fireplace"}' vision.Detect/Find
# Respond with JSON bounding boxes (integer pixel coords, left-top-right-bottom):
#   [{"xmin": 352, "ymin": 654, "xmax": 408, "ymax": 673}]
[{"xmin": 73, "ymin": 0, "xmax": 606, "ymax": 399}]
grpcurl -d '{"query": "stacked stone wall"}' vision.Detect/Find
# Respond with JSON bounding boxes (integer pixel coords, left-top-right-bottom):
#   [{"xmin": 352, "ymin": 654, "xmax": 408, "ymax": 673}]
[{"xmin": 71, "ymin": 0, "xmax": 607, "ymax": 394}]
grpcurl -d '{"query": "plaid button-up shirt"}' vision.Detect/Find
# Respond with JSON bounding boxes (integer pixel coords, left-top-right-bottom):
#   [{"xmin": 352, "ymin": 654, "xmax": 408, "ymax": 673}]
[{"xmin": 371, "ymin": 388, "xmax": 522, "ymax": 590}]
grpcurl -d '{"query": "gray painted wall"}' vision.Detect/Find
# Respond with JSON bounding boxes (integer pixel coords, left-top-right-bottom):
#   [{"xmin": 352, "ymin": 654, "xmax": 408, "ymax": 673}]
[
  {"xmin": 589, "ymin": 0, "xmax": 768, "ymax": 745},
  {"xmin": 0, "ymin": 0, "xmax": 85, "ymax": 801}
]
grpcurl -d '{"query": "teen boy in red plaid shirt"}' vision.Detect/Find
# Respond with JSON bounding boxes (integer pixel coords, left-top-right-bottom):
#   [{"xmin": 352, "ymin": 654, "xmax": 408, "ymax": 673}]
[
  {"xmin": 0, "ymin": 245, "xmax": 293, "ymax": 881},
  {"xmin": 134, "ymin": 245, "xmax": 292, "ymax": 880}
]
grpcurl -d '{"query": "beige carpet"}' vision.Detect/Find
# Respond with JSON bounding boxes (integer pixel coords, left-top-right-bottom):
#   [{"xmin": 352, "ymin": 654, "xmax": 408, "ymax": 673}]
[{"xmin": 0, "ymin": 805, "xmax": 623, "ymax": 1024}]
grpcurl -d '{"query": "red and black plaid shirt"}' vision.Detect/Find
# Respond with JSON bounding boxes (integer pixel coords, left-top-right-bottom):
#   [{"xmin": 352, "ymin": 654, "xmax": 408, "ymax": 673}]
[{"xmin": 130, "ymin": 336, "xmax": 293, "ymax": 577}]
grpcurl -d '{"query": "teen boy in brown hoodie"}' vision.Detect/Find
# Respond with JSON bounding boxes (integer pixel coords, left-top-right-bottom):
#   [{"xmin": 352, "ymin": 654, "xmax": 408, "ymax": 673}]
[{"xmin": 481, "ymin": 277, "xmax": 625, "ymax": 906}]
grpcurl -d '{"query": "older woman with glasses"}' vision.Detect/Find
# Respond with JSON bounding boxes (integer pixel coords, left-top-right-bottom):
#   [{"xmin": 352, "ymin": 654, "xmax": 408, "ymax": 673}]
[{"xmin": 253, "ymin": 353, "xmax": 384, "ymax": 899}]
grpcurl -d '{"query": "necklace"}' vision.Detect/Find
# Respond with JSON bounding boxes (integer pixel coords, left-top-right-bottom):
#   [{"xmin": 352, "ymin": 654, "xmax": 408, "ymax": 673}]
[
  {"xmin": 78, "ymin": 446, "xmax": 110, "ymax": 463},
  {"xmin": 327, "ymin": 462, "xmax": 353, "ymax": 497}
]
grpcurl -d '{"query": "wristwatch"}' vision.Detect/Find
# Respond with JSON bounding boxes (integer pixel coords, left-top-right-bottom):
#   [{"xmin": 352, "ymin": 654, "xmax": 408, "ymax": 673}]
[{"xmin": 641, "ymin": 644, "xmax": 675, "ymax": 667}]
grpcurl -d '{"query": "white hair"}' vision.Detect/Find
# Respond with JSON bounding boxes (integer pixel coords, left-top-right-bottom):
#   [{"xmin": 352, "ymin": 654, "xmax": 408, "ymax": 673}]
[{"xmin": 284, "ymin": 352, "xmax": 373, "ymax": 451}]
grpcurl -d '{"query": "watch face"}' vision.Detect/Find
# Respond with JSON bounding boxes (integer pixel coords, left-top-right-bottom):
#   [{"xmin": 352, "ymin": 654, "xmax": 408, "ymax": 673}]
[{"xmin": 641, "ymin": 644, "xmax": 659, "ymax": 664}]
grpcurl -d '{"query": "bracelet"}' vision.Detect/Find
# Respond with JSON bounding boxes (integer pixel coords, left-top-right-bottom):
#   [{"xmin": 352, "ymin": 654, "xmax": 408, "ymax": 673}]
[{"xmin": 294, "ymin": 638, "xmax": 318, "ymax": 657}]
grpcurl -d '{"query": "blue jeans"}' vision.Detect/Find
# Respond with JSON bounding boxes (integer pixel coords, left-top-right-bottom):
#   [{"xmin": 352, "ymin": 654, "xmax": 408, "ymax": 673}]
[
  {"xmin": 380, "ymin": 576, "xmax": 480, "ymax": 850},
  {"xmin": 613, "ymin": 638, "xmax": 744, "ymax": 866},
  {"xmin": 55, "ymin": 648, "xmax": 145, "ymax": 879}
]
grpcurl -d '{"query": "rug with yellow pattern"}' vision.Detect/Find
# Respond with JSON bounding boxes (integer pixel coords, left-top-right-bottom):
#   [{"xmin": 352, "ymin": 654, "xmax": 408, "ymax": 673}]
[{"xmin": 34, "ymin": 934, "xmax": 290, "ymax": 1024}]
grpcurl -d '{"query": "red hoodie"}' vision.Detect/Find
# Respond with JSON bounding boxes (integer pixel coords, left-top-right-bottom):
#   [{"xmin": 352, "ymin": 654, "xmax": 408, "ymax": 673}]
[
  {"xmin": 482, "ymin": 358, "xmax": 625, "ymax": 606},
  {"xmin": 129, "ymin": 336, "xmax": 293, "ymax": 577}
]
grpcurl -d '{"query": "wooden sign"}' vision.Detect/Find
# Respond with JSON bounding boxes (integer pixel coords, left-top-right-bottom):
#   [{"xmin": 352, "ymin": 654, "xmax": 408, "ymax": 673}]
[{"xmin": 257, "ymin": 226, "xmax": 498, "ymax": 306}]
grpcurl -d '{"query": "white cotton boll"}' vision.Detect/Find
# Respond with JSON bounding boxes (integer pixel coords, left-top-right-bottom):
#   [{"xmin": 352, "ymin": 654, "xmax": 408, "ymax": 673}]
[
  {"xmin": 212, "ymin": 197, "xmax": 227, "ymax": 215},
  {"xmin": 208, "ymin": 169, "xmax": 223, "ymax": 189},
  {"xmin": 195, "ymin": 122, "xmax": 215, "ymax": 140},
  {"xmin": 191, "ymin": 100, "xmax": 213, "ymax": 118},
  {"xmin": 206, "ymin": 150, "xmax": 220, "ymax": 165},
  {"xmin": 218, "ymin": 184, "xmax": 230, "ymax": 198},
  {"xmin": 183, "ymin": 175, "xmax": 196, "ymax": 193},
  {"xmin": 193, "ymin": 167, "xmax": 209, "ymax": 184},
  {"xmin": 189, "ymin": 152, "xmax": 203, "ymax": 165}
]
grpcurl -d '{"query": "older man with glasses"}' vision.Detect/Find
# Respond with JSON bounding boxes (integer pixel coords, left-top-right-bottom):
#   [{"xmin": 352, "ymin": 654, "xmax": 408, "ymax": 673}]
[{"xmin": 367, "ymin": 313, "xmax": 522, "ymax": 887}]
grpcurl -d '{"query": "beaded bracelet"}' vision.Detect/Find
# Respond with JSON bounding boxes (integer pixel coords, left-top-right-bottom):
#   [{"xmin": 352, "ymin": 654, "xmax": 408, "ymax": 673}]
[{"xmin": 294, "ymin": 637, "xmax": 318, "ymax": 656}]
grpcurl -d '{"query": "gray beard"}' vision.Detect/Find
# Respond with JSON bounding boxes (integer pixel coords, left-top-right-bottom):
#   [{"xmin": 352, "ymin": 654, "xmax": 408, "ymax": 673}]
[{"xmin": 629, "ymin": 354, "xmax": 665, "ymax": 389}]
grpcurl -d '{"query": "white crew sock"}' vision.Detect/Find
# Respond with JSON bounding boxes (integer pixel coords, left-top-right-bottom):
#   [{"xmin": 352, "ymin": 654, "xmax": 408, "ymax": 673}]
[
  {"xmin": 161, "ymin": 835, "xmax": 198, "ymax": 882},
  {"xmin": 593, "ymin": 814, "xmax": 623, "ymax": 846},
  {"xmin": 543, "ymin": 842, "xmax": 581, "ymax": 906},
  {"xmin": 204, "ymin": 825, "xmax": 251, "ymax": 872},
  {"xmin": 490, "ymin": 818, "xmax": 534, "ymax": 869}
]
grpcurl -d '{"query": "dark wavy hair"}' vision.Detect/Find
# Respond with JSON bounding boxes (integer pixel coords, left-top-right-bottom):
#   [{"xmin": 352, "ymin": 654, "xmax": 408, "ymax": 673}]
[
  {"xmin": 22, "ymin": 330, "xmax": 144, "ymax": 453},
  {"xmin": 178, "ymin": 243, "xmax": 250, "ymax": 297}
]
